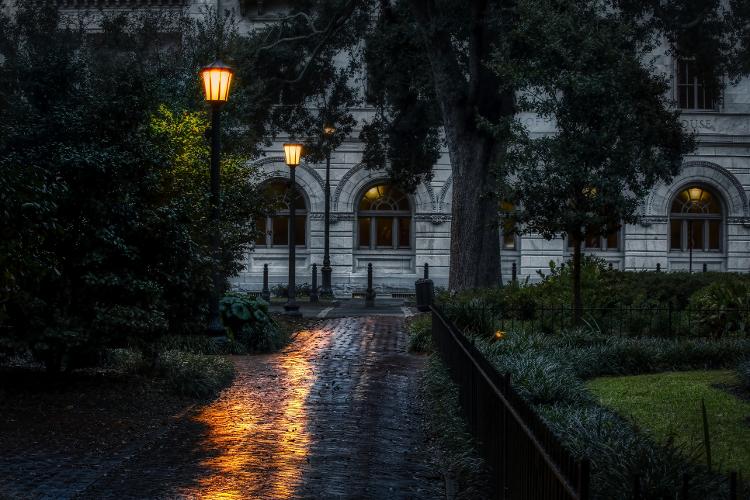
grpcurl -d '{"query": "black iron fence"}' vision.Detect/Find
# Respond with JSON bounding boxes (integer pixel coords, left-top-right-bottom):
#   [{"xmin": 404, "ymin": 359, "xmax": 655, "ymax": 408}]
[
  {"xmin": 433, "ymin": 305, "xmax": 744, "ymax": 500},
  {"xmin": 438, "ymin": 302, "xmax": 750, "ymax": 338},
  {"xmin": 431, "ymin": 306, "xmax": 590, "ymax": 500}
]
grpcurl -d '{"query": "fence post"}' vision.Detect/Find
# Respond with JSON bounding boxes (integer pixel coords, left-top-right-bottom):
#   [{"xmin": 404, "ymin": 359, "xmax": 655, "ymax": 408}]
[
  {"xmin": 365, "ymin": 263, "xmax": 375, "ymax": 307},
  {"xmin": 310, "ymin": 263, "xmax": 319, "ymax": 303},
  {"xmin": 608, "ymin": 262, "xmax": 613, "ymax": 271},
  {"xmin": 702, "ymin": 262, "xmax": 707, "ymax": 273},
  {"xmin": 656, "ymin": 262, "xmax": 661, "ymax": 272},
  {"xmin": 424, "ymin": 262, "xmax": 429, "ymax": 279},
  {"xmin": 668, "ymin": 302, "xmax": 673, "ymax": 337},
  {"xmin": 633, "ymin": 475, "xmax": 641, "ymax": 500},
  {"xmin": 261, "ymin": 263, "xmax": 271, "ymax": 301},
  {"xmin": 681, "ymin": 473, "xmax": 689, "ymax": 500},
  {"xmin": 511, "ymin": 262, "xmax": 517, "ymax": 283},
  {"xmin": 578, "ymin": 458, "xmax": 590, "ymax": 500}
]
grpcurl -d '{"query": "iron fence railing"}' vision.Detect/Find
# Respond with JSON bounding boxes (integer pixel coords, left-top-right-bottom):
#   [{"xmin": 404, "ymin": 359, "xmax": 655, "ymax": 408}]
[
  {"xmin": 432, "ymin": 305, "xmax": 744, "ymax": 500},
  {"xmin": 431, "ymin": 306, "xmax": 590, "ymax": 500},
  {"xmin": 437, "ymin": 302, "xmax": 750, "ymax": 338}
]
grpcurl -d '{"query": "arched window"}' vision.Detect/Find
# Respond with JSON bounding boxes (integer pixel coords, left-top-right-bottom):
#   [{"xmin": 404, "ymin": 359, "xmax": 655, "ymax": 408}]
[
  {"xmin": 670, "ymin": 185, "xmax": 722, "ymax": 252},
  {"xmin": 255, "ymin": 180, "xmax": 307, "ymax": 248},
  {"xmin": 357, "ymin": 184, "xmax": 412, "ymax": 249}
]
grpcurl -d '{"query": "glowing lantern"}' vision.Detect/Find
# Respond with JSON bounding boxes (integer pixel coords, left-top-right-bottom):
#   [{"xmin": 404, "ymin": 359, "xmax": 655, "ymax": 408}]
[
  {"xmin": 199, "ymin": 60, "xmax": 234, "ymax": 104},
  {"xmin": 283, "ymin": 143, "xmax": 303, "ymax": 168}
]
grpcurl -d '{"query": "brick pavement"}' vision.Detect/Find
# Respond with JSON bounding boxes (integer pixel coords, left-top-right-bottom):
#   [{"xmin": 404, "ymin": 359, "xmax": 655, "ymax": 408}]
[{"xmin": 2, "ymin": 316, "xmax": 443, "ymax": 499}]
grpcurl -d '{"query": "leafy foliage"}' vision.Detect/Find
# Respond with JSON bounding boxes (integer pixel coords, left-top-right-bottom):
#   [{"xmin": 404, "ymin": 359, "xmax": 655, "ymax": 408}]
[
  {"xmin": 0, "ymin": 4, "xmax": 269, "ymax": 369},
  {"xmin": 219, "ymin": 294, "xmax": 285, "ymax": 352}
]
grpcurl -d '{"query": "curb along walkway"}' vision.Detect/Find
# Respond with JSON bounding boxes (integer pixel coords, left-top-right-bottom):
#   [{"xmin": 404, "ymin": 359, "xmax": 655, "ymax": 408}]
[{"xmin": 78, "ymin": 316, "xmax": 442, "ymax": 499}]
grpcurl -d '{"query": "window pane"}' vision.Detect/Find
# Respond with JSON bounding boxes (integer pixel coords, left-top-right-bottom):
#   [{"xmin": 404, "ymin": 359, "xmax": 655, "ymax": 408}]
[
  {"xmin": 255, "ymin": 217, "xmax": 267, "ymax": 246},
  {"xmin": 585, "ymin": 234, "xmax": 601, "ymax": 249},
  {"xmin": 398, "ymin": 218, "xmax": 410, "ymax": 248},
  {"xmin": 294, "ymin": 215, "xmax": 306, "ymax": 246},
  {"xmin": 670, "ymin": 220, "xmax": 682, "ymax": 250},
  {"xmin": 359, "ymin": 217, "xmax": 371, "ymax": 248},
  {"xmin": 376, "ymin": 217, "xmax": 393, "ymax": 247},
  {"xmin": 503, "ymin": 232, "xmax": 516, "ymax": 250},
  {"xmin": 606, "ymin": 231, "xmax": 618, "ymax": 250},
  {"xmin": 272, "ymin": 216, "xmax": 288, "ymax": 246},
  {"xmin": 708, "ymin": 220, "xmax": 720, "ymax": 250},
  {"xmin": 689, "ymin": 220, "xmax": 704, "ymax": 250}
]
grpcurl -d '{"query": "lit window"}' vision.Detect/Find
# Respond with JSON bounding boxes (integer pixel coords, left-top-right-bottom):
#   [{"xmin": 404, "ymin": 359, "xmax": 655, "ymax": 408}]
[
  {"xmin": 676, "ymin": 59, "xmax": 717, "ymax": 110},
  {"xmin": 357, "ymin": 184, "xmax": 411, "ymax": 249},
  {"xmin": 255, "ymin": 180, "xmax": 307, "ymax": 248},
  {"xmin": 669, "ymin": 185, "xmax": 722, "ymax": 252}
]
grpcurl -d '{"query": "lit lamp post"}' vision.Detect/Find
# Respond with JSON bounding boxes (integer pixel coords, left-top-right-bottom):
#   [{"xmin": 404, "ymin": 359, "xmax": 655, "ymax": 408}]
[
  {"xmin": 320, "ymin": 123, "xmax": 336, "ymax": 298},
  {"xmin": 283, "ymin": 142, "xmax": 303, "ymax": 316},
  {"xmin": 199, "ymin": 60, "xmax": 234, "ymax": 335}
]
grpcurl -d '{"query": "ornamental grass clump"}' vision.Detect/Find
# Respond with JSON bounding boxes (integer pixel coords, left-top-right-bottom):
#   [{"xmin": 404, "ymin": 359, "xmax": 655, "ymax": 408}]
[
  {"xmin": 158, "ymin": 350, "xmax": 234, "ymax": 398},
  {"xmin": 406, "ymin": 314, "xmax": 432, "ymax": 353}
]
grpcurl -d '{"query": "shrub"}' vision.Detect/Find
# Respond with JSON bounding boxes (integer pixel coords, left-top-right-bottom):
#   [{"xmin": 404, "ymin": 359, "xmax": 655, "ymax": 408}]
[
  {"xmin": 158, "ymin": 350, "xmax": 234, "ymax": 398},
  {"xmin": 220, "ymin": 294, "xmax": 284, "ymax": 352},
  {"xmin": 104, "ymin": 348, "xmax": 146, "ymax": 373},
  {"xmin": 689, "ymin": 280, "xmax": 750, "ymax": 337},
  {"xmin": 406, "ymin": 314, "xmax": 432, "ymax": 353}
]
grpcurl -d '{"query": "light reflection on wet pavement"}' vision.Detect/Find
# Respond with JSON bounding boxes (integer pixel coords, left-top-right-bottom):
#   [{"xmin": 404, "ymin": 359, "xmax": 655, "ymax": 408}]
[{"xmin": 80, "ymin": 316, "xmax": 443, "ymax": 499}]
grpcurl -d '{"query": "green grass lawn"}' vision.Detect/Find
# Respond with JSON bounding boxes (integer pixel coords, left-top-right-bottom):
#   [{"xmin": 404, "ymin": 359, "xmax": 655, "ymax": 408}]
[{"xmin": 587, "ymin": 370, "xmax": 750, "ymax": 476}]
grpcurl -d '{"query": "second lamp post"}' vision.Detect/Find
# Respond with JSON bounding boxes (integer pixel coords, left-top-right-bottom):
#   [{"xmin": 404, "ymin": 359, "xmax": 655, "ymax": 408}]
[
  {"xmin": 199, "ymin": 59, "xmax": 233, "ymax": 336},
  {"xmin": 283, "ymin": 142, "xmax": 303, "ymax": 316},
  {"xmin": 320, "ymin": 123, "xmax": 335, "ymax": 297}
]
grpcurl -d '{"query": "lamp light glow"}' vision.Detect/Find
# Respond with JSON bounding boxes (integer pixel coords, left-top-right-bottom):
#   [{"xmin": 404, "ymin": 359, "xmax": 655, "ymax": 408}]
[
  {"xmin": 283, "ymin": 143, "xmax": 303, "ymax": 167},
  {"xmin": 323, "ymin": 123, "xmax": 336, "ymax": 136},
  {"xmin": 200, "ymin": 60, "xmax": 234, "ymax": 104}
]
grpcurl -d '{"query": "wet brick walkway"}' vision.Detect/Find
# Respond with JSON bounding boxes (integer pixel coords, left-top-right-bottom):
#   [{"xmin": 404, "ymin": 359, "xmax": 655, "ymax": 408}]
[{"xmin": 4, "ymin": 316, "xmax": 443, "ymax": 499}]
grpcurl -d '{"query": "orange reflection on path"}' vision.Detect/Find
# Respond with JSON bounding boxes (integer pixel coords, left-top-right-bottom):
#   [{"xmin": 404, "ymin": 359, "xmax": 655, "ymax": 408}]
[{"xmin": 180, "ymin": 328, "xmax": 332, "ymax": 499}]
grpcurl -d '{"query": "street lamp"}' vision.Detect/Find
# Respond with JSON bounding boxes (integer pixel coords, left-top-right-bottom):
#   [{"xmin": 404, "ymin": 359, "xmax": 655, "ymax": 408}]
[
  {"xmin": 200, "ymin": 59, "xmax": 234, "ymax": 335},
  {"xmin": 283, "ymin": 142, "xmax": 303, "ymax": 316},
  {"xmin": 320, "ymin": 123, "xmax": 336, "ymax": 298}
]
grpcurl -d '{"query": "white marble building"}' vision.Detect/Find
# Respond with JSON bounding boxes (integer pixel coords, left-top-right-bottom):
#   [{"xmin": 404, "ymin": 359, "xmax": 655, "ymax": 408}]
[{"xmin": 233, "ymin": 58, "xmax": 750, "ymax": 296}]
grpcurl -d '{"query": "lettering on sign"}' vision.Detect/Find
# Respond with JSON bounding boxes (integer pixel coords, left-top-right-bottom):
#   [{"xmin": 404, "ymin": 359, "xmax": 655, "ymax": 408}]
[{"xmin": 679, "ymin": 118, "xmax": 715, "ymax": 132}]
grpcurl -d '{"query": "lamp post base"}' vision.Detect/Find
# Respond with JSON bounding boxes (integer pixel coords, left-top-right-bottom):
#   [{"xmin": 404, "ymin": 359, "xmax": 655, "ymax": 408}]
[
  {"xmin": 283, "ymin": 301, "xmax": 302, "ymax": 317},
  {"xmin": 320, "ymin": 265, "xmax": 333, "ymax": 298}
]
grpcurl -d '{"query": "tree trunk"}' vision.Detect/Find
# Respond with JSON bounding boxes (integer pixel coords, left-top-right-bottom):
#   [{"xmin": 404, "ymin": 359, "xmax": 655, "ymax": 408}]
[
  {"xmin": 447, "ymin": 136, "xmax": 500, "ymax": 290},
  {"xmin": 572, "ymin": 236, "xmax": 583, "ymax": 325}
]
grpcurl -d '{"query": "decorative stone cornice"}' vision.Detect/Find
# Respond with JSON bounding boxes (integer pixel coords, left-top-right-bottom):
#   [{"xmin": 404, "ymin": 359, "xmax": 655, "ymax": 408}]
[
  {"xmin": 639, "ymin": 216, "xmax": 668, "ymax": 227},
  {"xmin": 415, "ymin": 213, "xmax": 452, "ymax": 225}
]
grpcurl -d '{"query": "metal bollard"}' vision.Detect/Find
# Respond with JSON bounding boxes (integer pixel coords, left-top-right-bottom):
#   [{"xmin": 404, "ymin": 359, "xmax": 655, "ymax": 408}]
[
  {"xmin": 656, "ymin": 262, "xmax": 661, "ymax": 272},
  {"xmin": 261, "ymin": 263, "xmax": 271, "ymax": 301},
  {"xmin": 608, "ymin": 262, "xmax": 613, "ymax": 271},
  {"xmin": 424, "ymin": 262, "xmax": 429, "ymax": 280},
  {"xmin": 702, "ymin": 262, "xmax": 707, "ymax": 273},
  {"xmin": 511, "ymin": 262, "xmax": 517, "ymax": 283},
  {"xmin": 365, "ymin": 263, "xmax": 375, "ymax": 307},
  {"xmin": 310, "ymin": 263, "xmax": 319, "ymax": 303}
]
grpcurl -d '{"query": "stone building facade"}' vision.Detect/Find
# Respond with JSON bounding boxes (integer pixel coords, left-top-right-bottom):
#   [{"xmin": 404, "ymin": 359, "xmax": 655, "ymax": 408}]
[
  {"xmin": 41, "ymin": 0, "xmax": 750, "ymax": 295},
  {"xmin": 233, "ymin": 61, "xmax": 750, "ymax": 296}
]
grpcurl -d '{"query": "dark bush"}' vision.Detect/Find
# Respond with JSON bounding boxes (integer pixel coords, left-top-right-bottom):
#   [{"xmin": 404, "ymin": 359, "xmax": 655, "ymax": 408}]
[
  {"xmin": 158, "ymin": 350, "xmax": 235, "ymax": 398},
  {"xmin": 406, "ymin": 314, "xmax": 432, "ymax": 353},
  {"xmin": 219, "ymin": 294, "xmax": 285, "ymax": 352}
]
